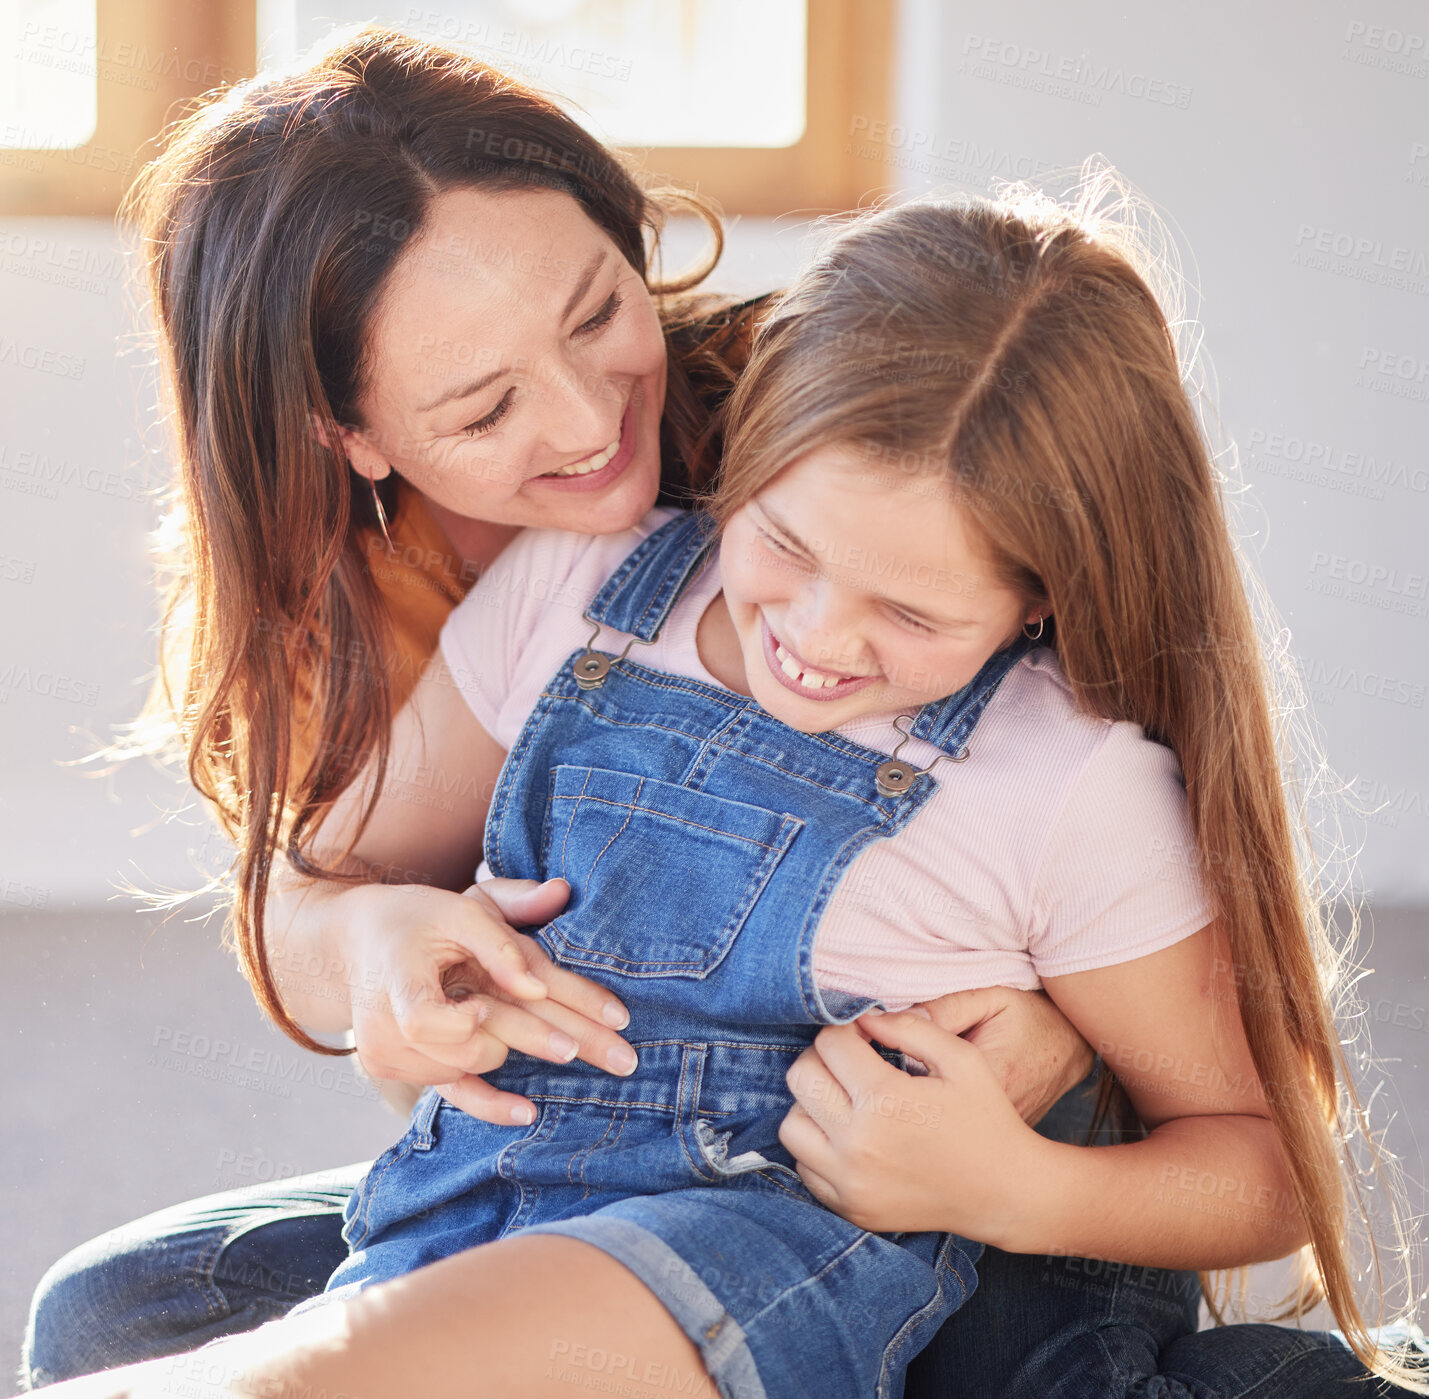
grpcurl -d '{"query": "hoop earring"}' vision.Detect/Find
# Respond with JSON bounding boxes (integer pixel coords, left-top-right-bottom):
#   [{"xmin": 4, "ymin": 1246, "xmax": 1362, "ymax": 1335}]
[
  {"xmin": 369, "ymin": 472, "xmax": 395, "ymax": 554},
  {"xmin": 1023, "ymin": 615, "xmax": 1045, "ymax": 641}
]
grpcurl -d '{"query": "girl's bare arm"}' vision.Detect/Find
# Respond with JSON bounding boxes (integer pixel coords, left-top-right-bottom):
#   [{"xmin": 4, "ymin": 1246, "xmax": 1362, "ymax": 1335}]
[{"xmin": 1013, "ymin": 917, "xmax": 1318, "ymax": 1267}]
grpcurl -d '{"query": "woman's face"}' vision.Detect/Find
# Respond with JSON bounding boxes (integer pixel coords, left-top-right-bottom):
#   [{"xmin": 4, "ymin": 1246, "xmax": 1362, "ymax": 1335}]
[
  {"xmin": 340, "ymin": 185, "xmax": 668, "ymax": 536},
  {"xmin": 718, "ymin": 445, "xmax": 1043, "ymax": 734}
]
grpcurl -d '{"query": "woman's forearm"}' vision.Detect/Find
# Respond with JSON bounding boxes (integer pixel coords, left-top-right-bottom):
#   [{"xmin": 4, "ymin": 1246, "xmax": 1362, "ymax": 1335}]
[
  {"xmin": 1002, "ymin": 1113, "xmax": 1308, "ymax": 1269},
  {"xmin": 263, "ymin": 837, "xmax": 470, "ymax": 1035},
  {"xmin": 264, "ymin": 867, "xmax": 366, "ymax": 1034}
]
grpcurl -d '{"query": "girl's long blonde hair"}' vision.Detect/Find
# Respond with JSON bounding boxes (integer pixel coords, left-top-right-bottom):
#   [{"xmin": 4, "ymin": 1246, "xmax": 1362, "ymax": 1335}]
[{"xmin": 711, "ymin": 164, "xmax": 1427, "ymax": 1391}]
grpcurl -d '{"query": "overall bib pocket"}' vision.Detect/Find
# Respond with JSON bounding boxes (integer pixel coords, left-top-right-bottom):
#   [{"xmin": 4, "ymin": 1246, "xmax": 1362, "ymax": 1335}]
[{"xmin": 538, "ymin": 764, "xmax": 802, "ymax": 979}]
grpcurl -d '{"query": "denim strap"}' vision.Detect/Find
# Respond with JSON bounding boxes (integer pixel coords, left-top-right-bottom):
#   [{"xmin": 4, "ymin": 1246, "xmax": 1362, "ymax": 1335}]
[
  {"xmin": 584, "ymin": 510, "xmax": 720, "ymax": 641},
  {"xmin": 909, "ymin": 633, "xmax": 1037, "ymax": 757}
]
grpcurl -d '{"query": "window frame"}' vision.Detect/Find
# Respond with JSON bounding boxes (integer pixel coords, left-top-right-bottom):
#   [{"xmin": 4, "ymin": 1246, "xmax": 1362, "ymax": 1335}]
[
  {"xmin": 0, "ymin": 0, "xmax": 891, "ymax": 218},
  {"xmin": 620, "ymin": 0, "xmax": 896, "ymax": 216},
  {"xmin": 0, "ymin": 0, "xmax": 255, "ymax": 216}
]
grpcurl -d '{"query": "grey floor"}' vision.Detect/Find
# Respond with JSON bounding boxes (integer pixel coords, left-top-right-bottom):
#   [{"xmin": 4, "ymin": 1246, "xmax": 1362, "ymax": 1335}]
[{"xmin": 2, "ymin": 904, "xmax": 1425, "ymax": 1372}]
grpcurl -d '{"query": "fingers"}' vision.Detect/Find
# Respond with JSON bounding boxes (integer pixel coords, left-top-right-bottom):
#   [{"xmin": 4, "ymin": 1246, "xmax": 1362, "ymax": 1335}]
[
  {"xmin": 785, "ymin": 1042, "xmax": 852, "ymax": 1128},
  {"xmin": 354, "ymin": 1030, "xmax": 508, "ymax": 1087},
  {"xmin": 461, "ymin": 997, "xmax": 639, "ymax": 1077},
  {"xmin": 361, "ymin": 975, "xmax": 516, "ymax": 1081},
  {"xmin": 356, "ymin": 886, "xmax": 639, "ymax": 1089},
  {"xmin": 777, "ymin": 1100, "xmax": 837, "ymax": 1179},
  {"xmin": 806, "ymin": 1021, "xmax": 898, "ymax": 1100},
  {"xmin": 394, "ymin": 963, "xmax": 637, "ymax": 1078},
  {"xmin": 527, "ymin": 949, "xmax": 631, "ymax": 1032},
  {"xmin": 438, "ymin": 1074, "xmax": 540, "ymax": 1127},
  {"xmin": 445, "ymin": 886, "xmax": 634, "ymax": 1041},
  {"xmin": 433, "ymin": 952, "xmax": 636, "ymax": 1076},
  {"xmin": 471, "ymin": 876, "xmax": 572, "ymax": 929},
  {"xmin": 441, "ymin": 894, "xmax": 553, "ymax": 1004},
  {"xmin": 854, "ymin": 1010, "xmax": 977, "ymax": 1079},
  {"xmin": 391, "ymin": 978, "xmax": 501, "ymax": 1049},
  {"xmin": 794, "ymin": 1159, "xmax": 841, "ymax": 1210},
  {"xmin": 915, "ymin": 987, "xmax": 1004, "ymax": 1036}
]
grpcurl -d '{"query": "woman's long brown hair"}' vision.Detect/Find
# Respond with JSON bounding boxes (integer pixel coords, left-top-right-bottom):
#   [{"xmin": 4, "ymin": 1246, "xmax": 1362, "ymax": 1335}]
[
  {"xmin": 117, "ymin": 27, "xmax": 747, "ymax": 1057},
  {"xmin": 710, "ymin": 170, "xmax": 1428, "ymax": 1392}
]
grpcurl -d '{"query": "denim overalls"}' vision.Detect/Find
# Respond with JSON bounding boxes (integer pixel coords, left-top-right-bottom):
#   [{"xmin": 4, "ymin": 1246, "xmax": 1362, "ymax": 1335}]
[{"xmin": 327, "ymin": 510, "xmax": 1035, "ymax": 1399}]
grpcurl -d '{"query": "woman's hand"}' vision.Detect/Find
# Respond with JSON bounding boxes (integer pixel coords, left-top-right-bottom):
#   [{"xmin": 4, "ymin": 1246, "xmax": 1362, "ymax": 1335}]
[
  {"xmin": 913, "ymin": 985, "xmax": 1095, "ymax": 1126},
  {"xmin": 335, "ymin": 876, "xmax": 636, "ymax": 1125},
  {"xmin": 778, "ymin": 1010, "xmax": 1046, "ymax": 1245}
]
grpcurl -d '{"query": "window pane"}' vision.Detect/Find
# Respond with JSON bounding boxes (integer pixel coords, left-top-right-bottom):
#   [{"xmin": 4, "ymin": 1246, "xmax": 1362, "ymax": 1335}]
[
  {"xmin": 268, "ymin": 0, "xmax": 806, "ymax": 148},
  {"xmin": 0, "ymin": 0, "xmax": 98, "ymax": 149}
]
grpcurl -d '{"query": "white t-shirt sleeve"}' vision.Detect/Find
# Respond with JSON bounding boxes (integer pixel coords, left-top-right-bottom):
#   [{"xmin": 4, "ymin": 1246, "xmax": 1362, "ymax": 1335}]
[{"xmin": 1028, "ymin": 722, "xmax": 1215, "ymax": 978}]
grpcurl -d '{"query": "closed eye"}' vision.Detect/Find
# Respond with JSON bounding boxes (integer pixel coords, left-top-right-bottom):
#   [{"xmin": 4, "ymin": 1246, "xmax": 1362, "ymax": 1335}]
[
  {"xmin": 462, "ymin": 387, "xmax": 514, "ymax": 438},
  {"xmin": 756, "ymin": 526, "xmax": 808, "ymax": 562},
  {"xmin": 889, "ymin": 607, "xmax": 935, "ymax": 634},
  {"xmin": 575, "ymin": 290, "xmax": 623, "ymax": 337}
]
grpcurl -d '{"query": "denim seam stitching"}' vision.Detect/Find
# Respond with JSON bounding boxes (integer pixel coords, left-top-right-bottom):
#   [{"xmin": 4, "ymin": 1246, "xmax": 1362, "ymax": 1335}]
[
  {"xmin": 590, "ymin": 660, "xmax": 931, "ymax": 771},
  {"xmin": 629, "ymin": 543, "xmax": 710, "ymax": 638},
  {"xmin": 793, "ymin": 801, "xmax": 913, "ymax": 1019},
  {"xmin": 553, "ymin": 793, "xmax": 795, "ymax": 851},
  {"xmin": 585, "ymin": 511, "xmax": 706, "ymax": 635},
  {"xmin": 344, "ymin": 1139, "xmax": 417, "ymax": 1252},
  {"xmin": 515, "ymin": 1091, "xmax": 688, "ymax": 1111},
  {"xmin": 878, "ymin": 1237, "xmax": 969, "ymax": 1394},
  {"xmin": 545, "ymin": 683, "xmax": 898, "ymax": 808},
  {"xmin": 741, "ymin": 1228, "xmax": 877, "ymax": 1333},
  {"xmin": 571, "ymin": 1105, "xmax": 625, "ymax": 1200},
  {"xmin": 193, "ymin": 1230, "xmax": 245, "ymax": 1322},
  {"xmin": 676, "ymin": 1045, "xmax": 700, "ymax": 1135},
  {"xmin": 545, "ymin": 816, "xmax": 795, "ymax": 975},
  {"xmin": 558, "ymin": 766, "xmax": 594, "ymax": 882},
  {"xmin": 576, "ymin": 776, "xmax": 640, "ymax": 885},
  {"xmin": 678, "ymin": 1109, "xmax": 720, "ymax": 1184},
  {"xmin": 487, "ymin": 691, "xmax": 557, "ymax": 877},
  {"xmin": 498, "ymin": 1103, "xmax": 563, "ymax": 1237}
]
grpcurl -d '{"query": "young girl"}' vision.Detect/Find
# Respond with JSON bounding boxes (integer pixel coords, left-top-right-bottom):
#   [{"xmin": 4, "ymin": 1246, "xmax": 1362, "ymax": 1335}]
[
  {"xmin": 254, "ymin": 181, "xmax": 1418, "ymax": 1398},
  {"xmin": 48, "ymin": 182, "xmax": 1423, "ymax": 1399}
]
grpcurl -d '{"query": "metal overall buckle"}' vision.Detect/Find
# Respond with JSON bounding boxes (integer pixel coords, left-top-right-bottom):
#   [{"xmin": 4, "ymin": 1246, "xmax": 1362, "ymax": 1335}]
[
  {"xmin": 572, "ymin": 616, "xmax": 656, "ymax": 690},
  {"xmin": 874, "ymin": 713, "xmax": 970, "ymax": 797}
]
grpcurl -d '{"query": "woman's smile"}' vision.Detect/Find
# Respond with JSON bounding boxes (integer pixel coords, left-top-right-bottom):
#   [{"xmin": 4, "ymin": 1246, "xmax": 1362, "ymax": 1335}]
[{"xmin": 526, "ymin": 394, "xmax": 639, "ymax": 493}]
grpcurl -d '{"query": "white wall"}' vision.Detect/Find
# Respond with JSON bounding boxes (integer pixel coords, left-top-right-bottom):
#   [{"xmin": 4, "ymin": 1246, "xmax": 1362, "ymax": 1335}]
[
  {"xmin": 886, "ymin": 0, "xmax": 1429, "ymax": 903},
  {"xmin": 2, "ymin": 0, "xmax": 1426, "ymax": 907}
]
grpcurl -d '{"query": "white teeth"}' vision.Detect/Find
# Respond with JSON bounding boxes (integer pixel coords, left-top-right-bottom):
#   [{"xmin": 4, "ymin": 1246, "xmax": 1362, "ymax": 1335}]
[
  {"xmin": 546, "ymin": 435, "xmax": 620, "ymax": 477},
  {"xmin": 774, "ymin": 642, "xmax": 842, "ymax": 690}
]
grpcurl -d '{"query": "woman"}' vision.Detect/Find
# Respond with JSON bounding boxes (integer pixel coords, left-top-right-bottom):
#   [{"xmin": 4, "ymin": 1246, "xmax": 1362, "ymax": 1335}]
[{"xmin": 20, "ymin": 26, "xmax": 1418, "ymax": 1397}]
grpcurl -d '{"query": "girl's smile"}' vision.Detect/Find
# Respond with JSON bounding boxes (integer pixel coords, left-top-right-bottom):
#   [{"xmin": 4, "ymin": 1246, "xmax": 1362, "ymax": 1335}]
[
  {"xmin": 760, "ymin": 615, "xmax": 878, "ymax": 700},
  {"xmin": 712, "ymin": 443, "xmax": 1045, "ymax": 733}
]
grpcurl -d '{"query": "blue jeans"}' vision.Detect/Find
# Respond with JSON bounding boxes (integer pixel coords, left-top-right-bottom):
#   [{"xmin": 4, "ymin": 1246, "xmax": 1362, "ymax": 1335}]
[
  {"xmin": 21, "ymin": 1170, "xmax": 362, "ymax": 1388},
  {"xmin": 21, "ymin": 1072, "xmax": 1423, "ymax": 1393}
]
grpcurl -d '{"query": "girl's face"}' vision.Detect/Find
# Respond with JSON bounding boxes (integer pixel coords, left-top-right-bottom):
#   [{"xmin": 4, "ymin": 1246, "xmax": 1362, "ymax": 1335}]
[
  {"xmin": 340, "ymin": 186, "xmax": 668, "ymax": 537},
  {"xmin": 718, "ymin": 445, "xmax": 1043, "ymax": 734}
]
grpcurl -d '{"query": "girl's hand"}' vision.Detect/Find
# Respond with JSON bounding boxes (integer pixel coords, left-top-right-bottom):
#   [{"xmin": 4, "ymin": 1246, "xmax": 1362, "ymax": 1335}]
[
  {"xmin": 778, "ymin": 1010, "xmax": 1046, "ymax": 1244},
  {"xmin": 339, "ymin": 877, "xmax": 635, "ymax": 1125},
  {"xmin": 912, "ymin": 985, "xmax": 1095, "ymax": 1126}
]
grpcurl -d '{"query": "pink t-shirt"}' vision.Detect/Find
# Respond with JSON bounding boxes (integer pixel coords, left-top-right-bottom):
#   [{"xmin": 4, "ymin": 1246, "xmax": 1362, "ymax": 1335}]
[{"xmin": 440, "ymin": 508, "xmax": 1214, "ymax": 1011}]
